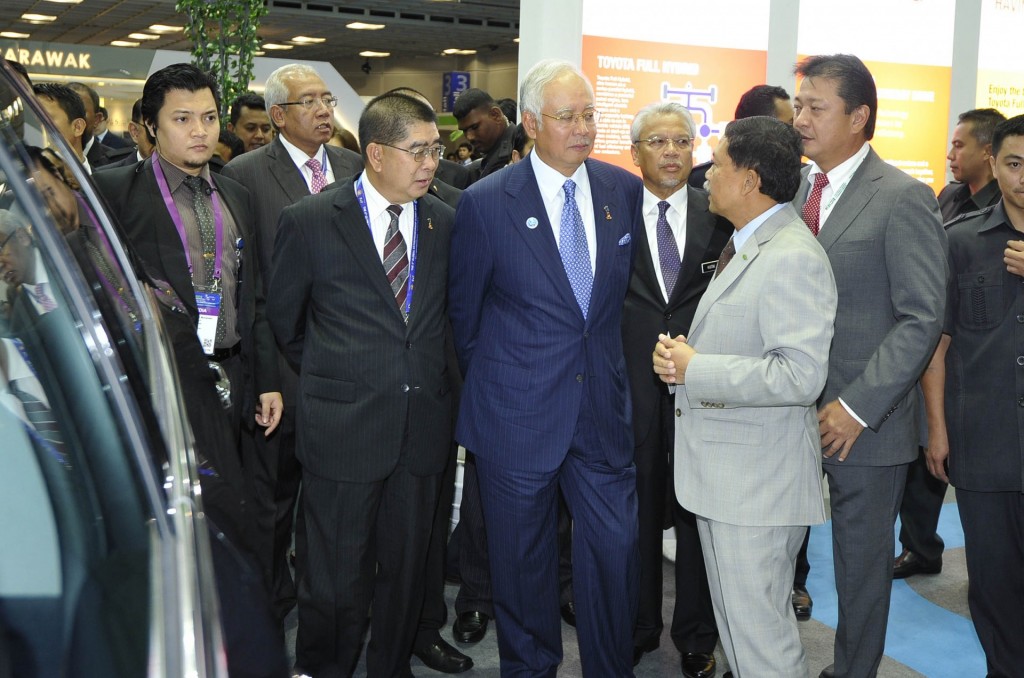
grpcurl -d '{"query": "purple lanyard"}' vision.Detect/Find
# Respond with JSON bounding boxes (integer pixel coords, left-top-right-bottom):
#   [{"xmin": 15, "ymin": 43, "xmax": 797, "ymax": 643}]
[
  {"xmin": 151, "ymin": 152, "xmax": 224, "ymax": 281},
  {"xmin": 354, "ymin": 178, "xmax": 419, "ymax": 317}
]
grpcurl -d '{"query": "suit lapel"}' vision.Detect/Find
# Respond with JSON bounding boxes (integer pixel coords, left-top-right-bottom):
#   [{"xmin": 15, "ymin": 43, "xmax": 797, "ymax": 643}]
[
  {"xmin": 137, "ymin": 162, "xmax": 196, "ymax": 315},
  {"xmin": 587, "ymin": 159, "xmax": 625, "ymax": 321},
  {"xmin": 631, "ymin": 211, "xmax": 665, "ymax": 306},
  {"xmin": 267, "ymin": 137, "xmax": 311, "ymax": 205},
  {"xmin": 407, "ymin": 197, "xmax": 439, "ymax": 328},
  {"xmin": 505, "ymin": 161, "xmax": 583, "ymax": 318},
  {"xmin": 801, "ymin": 149, "xmax": 882, "ymax": 252},
  {"xmin": 669, "ymin": 187, "xmax": 717, "ymax": 308}
]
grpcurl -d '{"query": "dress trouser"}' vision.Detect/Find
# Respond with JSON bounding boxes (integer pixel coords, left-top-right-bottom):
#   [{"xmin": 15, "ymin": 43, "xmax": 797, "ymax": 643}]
[{"xmin": 897, "ymin": 447, "xmax": 946, "ymax": 561}]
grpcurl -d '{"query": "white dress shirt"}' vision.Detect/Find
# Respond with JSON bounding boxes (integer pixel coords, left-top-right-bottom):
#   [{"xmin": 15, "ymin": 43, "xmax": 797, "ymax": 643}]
[
  {"xmin": 805, "ymin": 141, "xmax": 870, "ymax": 233},
  {"xmin": 280, "ymin": 134, "xmax": 335, "ymax": 194},
  {"xmin": 530, "ymin": 152, "xmax": 597, "ymax": 272},
  {"xmin": 356, "ymin": 171, "xmax": 414, "ymax": 264},
  {"xmin": 642, "ymin": 187, "xmax": 688, "ymax": 302}
]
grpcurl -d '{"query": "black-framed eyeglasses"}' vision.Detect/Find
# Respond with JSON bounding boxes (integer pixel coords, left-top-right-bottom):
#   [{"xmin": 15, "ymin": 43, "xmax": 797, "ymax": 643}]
[
  {"xmin": 633, "ymin": 136, "xmax": 694, "ymax": 151},
  {"xmin": 277, "ymin": 96, "xmax": 338, "ymax": 110},
  {"xmin": 540, "ymin": 109, "xmax": 600, "ymax": 128},
  {"xmin": 378, "ymin": 143, "xmax": 446, "ymax": 163}
]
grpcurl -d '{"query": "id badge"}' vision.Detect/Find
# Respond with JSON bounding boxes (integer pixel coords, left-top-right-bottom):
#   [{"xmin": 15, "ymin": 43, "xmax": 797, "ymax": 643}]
[{"xmin": 195, "ymin": 291, "xmax": 221, "ymax": 355}]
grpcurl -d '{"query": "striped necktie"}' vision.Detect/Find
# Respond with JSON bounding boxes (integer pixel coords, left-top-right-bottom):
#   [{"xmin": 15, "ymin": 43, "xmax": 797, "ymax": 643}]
[{"xmin": 384, "ymin": 204, "xmax": 409, "ymax": 319}]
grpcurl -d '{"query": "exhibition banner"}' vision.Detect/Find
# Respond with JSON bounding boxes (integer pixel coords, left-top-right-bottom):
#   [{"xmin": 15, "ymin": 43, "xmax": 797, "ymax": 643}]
[{"xmin": 976, "ymin": 0, "xmax": 1024, "ymax": 116}]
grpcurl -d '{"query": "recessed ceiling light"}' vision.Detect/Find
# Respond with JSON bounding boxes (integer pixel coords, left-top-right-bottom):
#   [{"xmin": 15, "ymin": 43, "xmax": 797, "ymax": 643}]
[
  {"xmin": 347, "ymin": 22, "xmax": 385, "ymax": 30},
  {"xmin": 514, "ymin": 37, "xmax": 520, "ymax": 43},
  {"xmin": 21, "ymin": 13, "xmax": 58, "ymax": 23},
  {"xmin": 148, "ymin": 24, "xmax": 184, "ymax": 33},
  {"xmin": 443, "ymin": 48, "xmax": 477, "ymax": 56},
  {"xmin": 360, "ymin": 51, "xmax": 391, "ymax": 58},
  {"xmin": 110, "ymin": 40, "xmax": 141, "ymax": 47},
  {"xmin": 261, "ymin": 43, "xmax": 294, "ymax": 50},
  {"xmin": 291, "ymin": 35, "xmax": 326, "ymax": 44},
  {"xmin": 128, "ymin": 33, "xmax": 161, "ymax": 40},
  {"xmin": 0, "ymin": 31, "xmax": 30, "ymax": 39},
  {"xmin": 42, "ymin": 0, "xmax": 84, "ymax": 3}
]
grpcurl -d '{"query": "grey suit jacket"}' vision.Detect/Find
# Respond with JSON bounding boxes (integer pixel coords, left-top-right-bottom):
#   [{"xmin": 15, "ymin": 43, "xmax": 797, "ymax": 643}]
[
  {"xmin": 796, "ymin": 147, "xmax": 947, "ymax": 467},
  {"xmin": 674, "ymin": 204, "xmax": 836, "ymax": 526}
]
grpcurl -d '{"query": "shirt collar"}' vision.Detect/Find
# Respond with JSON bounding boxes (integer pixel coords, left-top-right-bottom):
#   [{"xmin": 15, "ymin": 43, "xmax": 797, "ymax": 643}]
[
  {"xmin": 530, "ymin": 151, "xmax": 590, "ymax": 204},
  {"xmin": 357, "ymin": 169, "xmax": 413, "ymax": 220},
  {"xmin": 732, "ymin": 202, "xmax": 786, "ymax": 252},
  {"xmin": 279, "ymin": 133, "xmax": 327, "ymax": 167},
  {"xmin": 807, "ymin": 141, "xmax": 871, "ymax": 189},
  {"xmin": 642, "ymin": 185, "xmax": 688, "ymax": 218},
  {"xmin": 156, "ymin": 153, "xmax": 212, "ymax": 192}
]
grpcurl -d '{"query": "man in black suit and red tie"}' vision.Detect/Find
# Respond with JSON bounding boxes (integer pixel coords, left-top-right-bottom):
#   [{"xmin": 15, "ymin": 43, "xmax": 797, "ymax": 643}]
[{"xmin": 267, "ymin": 92, "xmax": 455, "ymax": 677}]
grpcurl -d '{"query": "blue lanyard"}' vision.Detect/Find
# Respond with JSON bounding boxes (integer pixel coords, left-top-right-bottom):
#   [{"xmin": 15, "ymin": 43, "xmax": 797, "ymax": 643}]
[
  {"xmin": 151, "ymin": 152, "xmax": 224, "ymax": 281},
  {"xmin": 354, "ymin": 178, "xmax": 419, "ymax": 318}
]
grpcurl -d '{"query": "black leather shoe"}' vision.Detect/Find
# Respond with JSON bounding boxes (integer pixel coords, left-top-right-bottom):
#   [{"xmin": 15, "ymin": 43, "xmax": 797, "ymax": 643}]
[
  {"xmin": 632, "ymin": 636, "xmax": 659, "ymax": 667},
  {"xmin": 819, "ymin": 664, "xmax": 835, "ymax": 678},
  {"xmin": 681, "ymin": 651, "xmax": 716, "ymax": 678},
  {"xmin": 413, "ymin": 639, "xmax": 473, "ymax": 674},
  {"xmin": 560, "ymin": 601, "xmax": 576, "ymax": 627},
  {"xmin": 792, "ymin": 584, "xmax": 813, "ymax": 620},
  {"xmin": 893, "ymin": 548, "xmax": 942, "ymax": 579},
  {"xmin": 452, "ymin": 610, "xmax": 489, "ymax": 644}
]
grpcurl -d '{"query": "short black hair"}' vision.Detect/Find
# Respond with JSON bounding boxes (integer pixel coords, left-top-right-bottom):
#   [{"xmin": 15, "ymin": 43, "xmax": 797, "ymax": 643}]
[
  {"xmin": 722, "ymin": 116, "xmax": 804, "ymax": 204},
  {"xmin": 230, "ymin": 92, "xmax": 266, "ymax": 125},
  {"xmin": 795, "ymin": 54, "xmax": 877, "ymax": 140},
  {"xmin": 452, "ymin": 88, "xmax": 496, "ymax": 121},
  {"xmin": 141, "ymin": 63, "xmax": 220, "ymax": 136},
  {"xmin": 511, "ymin": 122, "xmax": 530, "ymax": 156},
  {"xmin": 130, "ymin": 98, "xmax": 143, "ymax": 124},
  {"xmin": 218, "ymin": 129, "xmax": 244, "ymax": 159},
  {"xmin": 67, "ymin": 81, "xmax": 99, "ymax": 112},
  {"xmin": 358, "ymin": 92, "xmax": 437, "ymax": 162},
  {"xmin": 33, "ymin": 83, "xmax": 87, "ymax": 125},
  {"xmin": 97, "ymin": 105, "xmax": 108, "ymax": 121},
  {"xmin": 735, "ymin": 85, "xmax": 790, "ymax": 120},
  {"xmin": 457, "ymin": 141, "xmax": 472, "ymax": 151},
  {"xmin": 958, "ymin": 108, "xmax": 1007, "ymax": 147},
  {"xmin": 497, "ymin": 97, "xmax": 517, "ymax": 124},
  {"xmin": 991, "ymin": 114, "xmax": 1024, "ymax": 158},
  {"xmin": 6, "ymin": 59, "xmax": 31, "ymax": 86}
]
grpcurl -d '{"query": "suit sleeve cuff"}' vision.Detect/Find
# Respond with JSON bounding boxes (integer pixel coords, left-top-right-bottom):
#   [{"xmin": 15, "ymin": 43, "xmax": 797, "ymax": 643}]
[{"xmin": 839, "ymin": 397, "xmax": 868, "ymax": 427}]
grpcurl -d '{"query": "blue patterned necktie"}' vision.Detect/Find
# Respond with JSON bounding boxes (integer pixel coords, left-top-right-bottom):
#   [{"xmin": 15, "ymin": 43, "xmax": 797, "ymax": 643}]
[
  {"xmin": 656, "ymin": 200, "xmax": 681, "ymax": 298},
  {"xmin": 559, "ymin": 179, "xmax": 593, "ymax": 318}
]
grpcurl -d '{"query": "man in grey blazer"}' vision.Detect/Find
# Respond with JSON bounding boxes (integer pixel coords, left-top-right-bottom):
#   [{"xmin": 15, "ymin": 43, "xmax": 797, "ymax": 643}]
[
  {"xmin": 792, "ymin": 54, "xmax": 947, "ymax": 678},
  {"xmin": 220, "ymin": 63, "xmax": 362, "ymax": 624},
  {"xmin": 654, "ymin": 116, "xmax": 837, "ymax": 677}
]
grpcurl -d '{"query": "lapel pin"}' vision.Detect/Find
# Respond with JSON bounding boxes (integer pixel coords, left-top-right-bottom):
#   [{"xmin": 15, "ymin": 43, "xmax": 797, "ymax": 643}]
[
  {"xmin": 427, "ymin": 217, "xmax": 433, "ymax": 230},
  {"xmin": 526, "ymin": 217, "xmax": 539, "ymax": 229},
  {"xmin": 603, "ymin": 205, "xmax": 612, "ymax": 220}
]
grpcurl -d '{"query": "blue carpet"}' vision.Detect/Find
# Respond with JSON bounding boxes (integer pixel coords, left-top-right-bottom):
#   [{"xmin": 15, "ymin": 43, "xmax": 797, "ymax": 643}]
[{"xmin": 806, "ymin": 502, "xmax": 986, "ymax": 676}]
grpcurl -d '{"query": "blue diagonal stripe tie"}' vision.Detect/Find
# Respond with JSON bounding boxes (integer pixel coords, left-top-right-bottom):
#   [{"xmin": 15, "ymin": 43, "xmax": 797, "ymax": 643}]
[{"xmin": 559, "ymin": 179, "xmax": 593, "ymax": 318}]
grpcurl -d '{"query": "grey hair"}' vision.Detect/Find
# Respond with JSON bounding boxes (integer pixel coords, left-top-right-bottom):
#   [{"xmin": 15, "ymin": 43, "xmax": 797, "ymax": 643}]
[
  {"xmin": 630, "ymin": 102, "xmax": 696, "ymax": 142},
  {"xmin": 519, "ymin": 59, "xmax": 594, "ymax": 126},
  {"xmin": 264, "ymin": 63, "xmax": 322, "ymax": 109}
]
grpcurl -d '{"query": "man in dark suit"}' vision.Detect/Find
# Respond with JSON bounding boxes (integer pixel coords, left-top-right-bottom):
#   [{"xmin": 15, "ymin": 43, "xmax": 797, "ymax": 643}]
[
  {"xmin": 94, "ymin": 105, "xmax": 132, "ymax": 149},
  {"xmin": 97, "ymin": 99, "xmax": 154, "ymax": 171},
  {"xmin": 220, "ymin": 62, "xmax": 363, "ymax": 626},
  {"xmin": 793, "ymin": 54, "xmax": 947, "ymax": 678},
  {"xmin": 68, "ymin": 82, "xmax": 113, "ymax": 170},
  {"xmin": 925, "ymin": 114, "xmax": 1024, "ymax": 676},
  {"xmin": 624, "ymin": 101, "xmax": 730, "ymax": 675},
  {"xmin": 448, "ymin": 59, "xmax": 643, "ymax": 676},
  {"xmin": 91, "ymin": 65, "xmax": 283, "ymax": 537},
  {"xmin": 267, "ymin": 92, "xmax": 455, "ymax": 677},
  {"xmin": 454, "ymin": 88, "xmax": 515, "ymax": 180}
]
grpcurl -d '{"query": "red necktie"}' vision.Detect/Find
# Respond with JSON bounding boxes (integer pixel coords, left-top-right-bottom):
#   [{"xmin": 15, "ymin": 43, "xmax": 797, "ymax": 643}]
[
  {"xmin": 306, "ymin": 158, "xmax": 326, "ymax": 194},
  {"xmin": 802, "ymin": 173, "xmax": 830, "ymax": 235}
]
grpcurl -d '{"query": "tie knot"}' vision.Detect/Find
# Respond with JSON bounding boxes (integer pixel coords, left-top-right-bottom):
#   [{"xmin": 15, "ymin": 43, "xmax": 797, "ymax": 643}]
[
  {"xmin": 183, "ymin": 175, "xmax": 207, "ymax": 193},
  {"xmin": 658, "ymin": 200, "xmax": 670, "ymax": 218},
  {"xmin": 563, "ymin": 179, "xmax": 576, "ymax": 201},
  {"xmin": 813, "ymin": 173, "xmax": 829, "ymax": 189},
  {"xmin": 306, "ymin": 158, "xmax": 322, "ymax": 173},
  {"xmin": 386, "ymin": 204, "xmax": 403, "ymax": 220}
]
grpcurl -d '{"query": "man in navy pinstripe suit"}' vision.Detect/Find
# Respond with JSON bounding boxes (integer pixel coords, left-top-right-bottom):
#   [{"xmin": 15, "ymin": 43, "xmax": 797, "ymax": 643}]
[
  {"xmin": 267, "ymin": 92, "xmax": 455, "ymax": 677},
  {"xmin": 448, "ymin": 59, "xmax": 643, "ymax": 677}
]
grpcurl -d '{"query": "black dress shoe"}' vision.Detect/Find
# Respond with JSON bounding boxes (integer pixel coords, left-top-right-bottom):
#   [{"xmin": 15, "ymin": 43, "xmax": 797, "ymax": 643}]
[
  {"xmin": 819, "ymin": 664, "xmax": 835, "ymax": 678},
  {"xmin": 792, "ymin": 584, "xmax": 813, "ymax": 620},
  {"xmin": 452, "ymin": 610, "xmax": 489, "ymax": 644},
  {"xmin": 681, "ymin": 651, "xmax": 716, "ymax": 678},
  {"xmin": 560, "ymin": 601, "xmax": 576, "ymax": 627},
  {"xmin": 413, "ymin": 639, "xmax": 474, "ymax": 674},
  {"xmin": 893, "ymin": 549, "xmax": 941, "ymax": 579},
  {"xmin": 632, "ymin": 636, "xmax": 659, "ymax": 667}
]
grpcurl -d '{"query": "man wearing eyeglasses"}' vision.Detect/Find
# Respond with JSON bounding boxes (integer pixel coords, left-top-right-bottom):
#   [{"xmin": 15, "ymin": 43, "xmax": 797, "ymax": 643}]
[
  {"xmin": 448, "ymin": 59, "xmax": 644, "ymax": 676},
  {"xmin": 220, "ymin": 64, "xmax": 363, "ymax": 628},
  {"xmin": 268, "ymin": 91, "xmax": 455, "ymax": 677},
  {"xmin": 623, "ymin": 102, "xmax": 732, "ymax": 675}
]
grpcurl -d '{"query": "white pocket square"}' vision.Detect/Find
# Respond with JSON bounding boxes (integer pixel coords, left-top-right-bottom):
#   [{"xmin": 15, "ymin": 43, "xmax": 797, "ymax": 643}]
[{"xmin": 618, "ymin": 233, "xmax": 631, "ymax": 246}]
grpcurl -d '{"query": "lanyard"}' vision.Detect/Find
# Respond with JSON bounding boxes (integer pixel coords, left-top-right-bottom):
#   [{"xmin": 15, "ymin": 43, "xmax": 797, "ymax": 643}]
[
  {"xmin": 151, "ymin": 152, "xmax": 224, "ymax": 281},
  {"xmin": 354, "ymin": 178, "xmax": 418, "ymax": 318}
]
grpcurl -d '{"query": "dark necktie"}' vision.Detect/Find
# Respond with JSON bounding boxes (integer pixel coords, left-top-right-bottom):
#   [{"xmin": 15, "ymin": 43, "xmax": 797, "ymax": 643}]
[
  {"xmin": 183, "ymin": 175, "xmax": 226, "ymax": 343},
  {"xmin": 802, "ymin": 173, "xmax": 830, "ymax": 235},
  {"xmin": 384, "ymin": 204, "xmax": 409, "ymax": 318},
  {"xmin": 656, "ymin": 200, "xmax": 681, "ymax": 298},
  {"xmin": 713, "ymin": 238, "xmax": 736, "ymax": 279},
  {"xmin": 559, "ymin": 179, "xmax": 593, "ymax": 318}
]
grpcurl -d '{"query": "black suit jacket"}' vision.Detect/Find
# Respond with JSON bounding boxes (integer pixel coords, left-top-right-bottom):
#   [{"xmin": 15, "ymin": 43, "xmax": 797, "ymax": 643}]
[
  {"xmin": 85, "ymin": 139, "xmax": 113, "ymax": 169},
  {"xmin": 622, "ymin": 186, "xmax": 732, "ymax": 445},
  {"xmin": 95, "ymin": 150, "xmax": 143, "ymax": 171},
  {"xmin": 98, "ymin": 131, "xmax": 132, "ymax": 150},
  {"xmin": 267, "ymin": 182, "xmax": 455, "ymax": 483},
  {"xmin": 91, "ymin": 158, "xmax": 280, "ymax": 405},
  {"xmin": 435, "ymin": 157, "xmax": 473, "ymax": 189}
]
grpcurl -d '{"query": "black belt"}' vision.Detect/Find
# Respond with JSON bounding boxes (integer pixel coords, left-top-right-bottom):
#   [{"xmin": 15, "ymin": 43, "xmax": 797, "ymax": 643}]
[{"xmin": 209, "ymin": 342, "xmax": 241, "ymax": 362}]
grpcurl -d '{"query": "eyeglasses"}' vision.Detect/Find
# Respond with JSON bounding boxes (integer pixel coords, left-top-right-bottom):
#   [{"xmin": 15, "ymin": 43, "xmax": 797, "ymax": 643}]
[
  {"xmin": 378, "ymin": 142, "xmax": 446, "ymax": 163},
  {"xmin": 0, "ymin": 230, "xmax": 17, "ymax": 253},
  {"xmin": 541, "ymin": 109, "xmax": 600, "ymax": 128},
  {"xmin": 634, "ymin": 136, "xmax": 694, "ymax": 151},
  {"xmin": 277, "ymin": 96, "xmax": 338, "ymax": 110}
]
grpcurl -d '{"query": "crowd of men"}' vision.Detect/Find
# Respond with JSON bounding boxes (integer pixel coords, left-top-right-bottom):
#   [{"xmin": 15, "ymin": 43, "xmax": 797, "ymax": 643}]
[{"xmin": 5, "ymin": 49, "xmax": 1023, "ymax": 678}]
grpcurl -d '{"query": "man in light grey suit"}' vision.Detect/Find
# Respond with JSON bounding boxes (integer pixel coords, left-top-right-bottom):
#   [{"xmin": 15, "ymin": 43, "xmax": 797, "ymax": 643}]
[
  {"xmin": 792, "ymin": 55, "xmax": 947, "ymax": 678},
  {"xmin": 654, "ymin": 116, "xmax": 837, "ymax": 677},
  {"xmin": 220, "ymin": 62, "xmax": 363, "ymax": 624}
]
